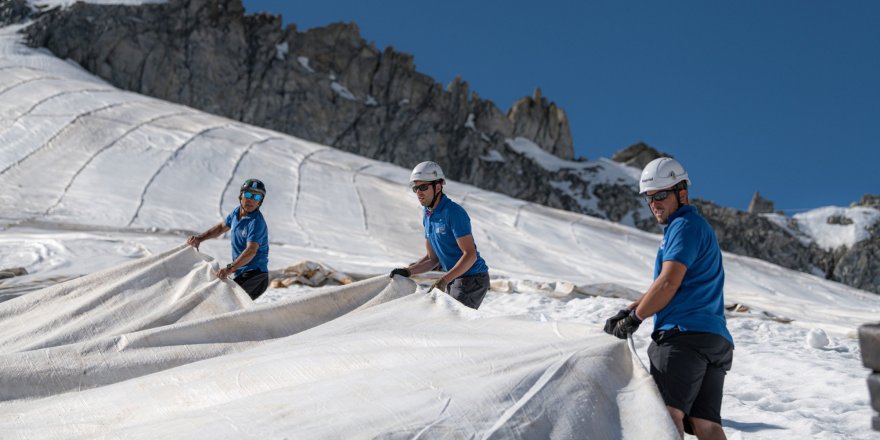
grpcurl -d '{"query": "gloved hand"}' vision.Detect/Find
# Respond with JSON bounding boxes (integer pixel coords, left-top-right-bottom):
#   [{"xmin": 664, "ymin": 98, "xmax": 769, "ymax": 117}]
[
  {"xmin": 611, "ymin": 310, "xmax": 643, "ymax": 339},
  {"xmin": 390, "ymin": 267, "xmax": 411, "ymax": 278},
  {"xmin": 603, "ymin": 309, "xmax": 630, "ymax": 335},
  {"xmin": 429, "ymin": 277, "xmax": 448, "ymax": 293}
]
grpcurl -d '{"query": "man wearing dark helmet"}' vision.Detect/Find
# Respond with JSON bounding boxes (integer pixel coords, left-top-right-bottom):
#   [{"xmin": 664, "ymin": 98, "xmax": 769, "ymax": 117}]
[{"xmin": 187, "ymin": 178, "xmax": 270, "ymax": 300}]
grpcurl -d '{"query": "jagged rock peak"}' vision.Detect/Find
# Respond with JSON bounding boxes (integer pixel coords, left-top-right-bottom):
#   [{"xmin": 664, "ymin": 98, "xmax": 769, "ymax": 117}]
[
  {"xmin": 611, "ymin": 142, "xmax": 668, "ymax": 169},
  {"xmin": 506, "ymin": 87, "xmax": 574, "ymax": 160},
  {"xmin": 856, "ymin": 194, "xmax": 880, "ymax": 209},
  {"xmin": 748, "ymin": 191, "xmax": 775, "ymax": 214}
]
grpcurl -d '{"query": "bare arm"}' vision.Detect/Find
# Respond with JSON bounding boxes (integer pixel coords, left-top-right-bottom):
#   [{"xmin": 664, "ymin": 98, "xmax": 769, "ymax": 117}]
[
  {"xmin": 439, "ymin": 235, "xmax": 478, "ymax": 283},
  {"xmin": 405, "ymin": 240, "xmax": 442, "ymax": 275},
  {"xmin": 216, "ymin": 241, "xmax": 259, "ymax": 279},
  {"xmin": 186, "ymin": 221, "xmax": 229, "ymax": 249},
  {"xmin": 630, "ymin": 260, "xmax": 687, "ymax": 319}
]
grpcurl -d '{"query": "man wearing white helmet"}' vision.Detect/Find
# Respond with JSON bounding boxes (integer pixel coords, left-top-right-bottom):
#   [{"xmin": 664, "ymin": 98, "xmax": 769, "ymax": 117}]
[
  {"xmin": 389, "ymin": 161, "xmax": 490, "ymax": 309},
  {"xmin": 604, "ymin": 158, "xmax": 733, "ymax": 439}
]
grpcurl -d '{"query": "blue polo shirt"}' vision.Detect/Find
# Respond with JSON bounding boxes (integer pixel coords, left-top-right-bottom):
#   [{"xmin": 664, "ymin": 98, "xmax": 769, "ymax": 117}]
[
  {"xmin": 653, "ymin": 205, "xmax": 733, "ymax": 345},
  {"xmin": 224, "ymin": 206, "xmax": 269, "ymax": 275},
  {"xmin": 423, "ymin": 195, "xmax": 488, "ymax": 277}
]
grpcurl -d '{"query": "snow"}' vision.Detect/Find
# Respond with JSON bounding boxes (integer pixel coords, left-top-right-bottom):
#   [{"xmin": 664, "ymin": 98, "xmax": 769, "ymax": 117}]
[
  {"xmin": 806, "ymin": 328, "xmax": 831, "ymax": 349},
  {"xmin": 274, "ymin": 41, "xmax": 288, "ymax": 61},
  {"xmin": 504, "ymin": 137, "xmax": 652, "ymax": 228},
  {"xmin": 792, "ymin": 206, "xmax": 880, "ymax": 250},
  {"xmin": 330, "ymin": 81, "xmax": 357, "ymax": 100},
  {"xmin": 30, "ymin": 0, "xmax": 165, "ymax": 8},
  {"xmin": 764, "ymin": 207, "xmax": 879, "ymax": 251},
  {"xmin": 506, "ymin": 137, "xmax": 574, "ymax": 172},
  {"xmin": 0, "ymin": 22, "xmax": 879, "ymax": 439},
  {"xmin": 465, "ymin": 112, "xmax": 476, "ymax": 129},
  {"xmin": 296, "ymin": 55, "xmax": 314, "ymax": 73},
  {"xmin": 479, "ymin": 149, "xmax": 505, "ymax": 162}
]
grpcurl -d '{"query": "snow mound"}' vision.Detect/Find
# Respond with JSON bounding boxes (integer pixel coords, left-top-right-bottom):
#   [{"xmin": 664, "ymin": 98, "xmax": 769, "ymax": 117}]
[{"xmin": 805, "ymin": 328, "xmax": 830, "ymax": 349}]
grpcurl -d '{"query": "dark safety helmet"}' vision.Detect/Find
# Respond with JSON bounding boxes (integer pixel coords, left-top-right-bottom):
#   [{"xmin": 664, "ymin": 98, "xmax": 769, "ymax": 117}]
[{"xmin": 240, "ymin": 178, "xmax": 266, "ymax": 195}]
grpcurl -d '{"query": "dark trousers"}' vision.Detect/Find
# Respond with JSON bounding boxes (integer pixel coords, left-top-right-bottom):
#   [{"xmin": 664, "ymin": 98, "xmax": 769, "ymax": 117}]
[
  {"xmin": 446, "ymin": 272, "xmax": 490, "ymax": 309},
  {"xmin": 234, "ymin": 269, "xmax": 268, "ymax": 300}
]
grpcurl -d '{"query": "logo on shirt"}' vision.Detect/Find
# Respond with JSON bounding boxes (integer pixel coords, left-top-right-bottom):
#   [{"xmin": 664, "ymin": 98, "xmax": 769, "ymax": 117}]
[
  {"xmin": 239, "ymin": 229, "xmax": 247, "ymax": 238},
  {"xmin": 659, "ymin": 236, "xmax": 666, "ymax": 251},
  {"xmin": 436, "ymin": 224, "xmax": 447, "ymax": 235}
]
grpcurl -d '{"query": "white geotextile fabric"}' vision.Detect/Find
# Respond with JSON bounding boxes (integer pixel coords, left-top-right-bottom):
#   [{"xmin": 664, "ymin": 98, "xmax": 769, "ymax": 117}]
[{"xmin": 0, "ymin": 246, "xmax": 677, "ymax": 439}]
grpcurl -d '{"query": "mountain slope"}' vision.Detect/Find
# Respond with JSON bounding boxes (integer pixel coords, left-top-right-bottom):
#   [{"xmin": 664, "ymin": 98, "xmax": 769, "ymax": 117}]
[{"xmin": 1, "ymin": 22, "xmax": 877, "ymax": 332}]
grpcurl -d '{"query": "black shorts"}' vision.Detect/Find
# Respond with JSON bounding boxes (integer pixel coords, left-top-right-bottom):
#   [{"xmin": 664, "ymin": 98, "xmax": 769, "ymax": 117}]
[
  {"xmin": 234, "ymin": 269, "xmax": 269, "ymax": 300},
  {"xmin": 446, "ymin": 272, "xmax": 490, "ymax": 310},
  {"xmin": 647, "ymin": 328, "xmax": 733, "ymax": 429}
]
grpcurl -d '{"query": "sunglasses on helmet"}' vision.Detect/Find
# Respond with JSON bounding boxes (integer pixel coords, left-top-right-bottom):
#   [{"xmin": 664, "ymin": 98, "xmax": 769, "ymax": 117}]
[{"xmin": 242, "ymin": 191, "xmax": 264, "ymax": 201}]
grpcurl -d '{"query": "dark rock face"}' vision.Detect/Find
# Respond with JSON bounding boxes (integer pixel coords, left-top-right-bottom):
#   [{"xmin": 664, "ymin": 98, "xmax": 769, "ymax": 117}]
[
  {"xmin": 858, "ymin": 194, "xmax": 880, "ymax": 208},
  {"xmin": 826, "ymin": 215, "xmax": 854, "ymax": 226},
  {"xmin": 693, "ymin": 199, "xmax": 880, "ymax": 294},
  {"xmin": 692, "ymin": 200, "xmax": 818, "ymax": 274},
  {"xmin": 16, "ymin": 0, "xmax": 658, "ymax": 226},
  {"xmin": 507, "ymin": 88, "xmax": 574, "ymax": 160},
  {"xmin": 834, "ymin": 222, "xmax": 880, "ymax": 294},
  {"xmin": 0, "ymin": 0, "xmax": 30, "ymax": 26}
]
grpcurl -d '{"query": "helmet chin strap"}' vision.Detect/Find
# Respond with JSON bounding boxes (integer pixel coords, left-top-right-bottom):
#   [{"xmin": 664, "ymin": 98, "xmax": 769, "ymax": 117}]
[{"xmin": 427, "ymin": 182, "xmax": 443, "ymax": 209}]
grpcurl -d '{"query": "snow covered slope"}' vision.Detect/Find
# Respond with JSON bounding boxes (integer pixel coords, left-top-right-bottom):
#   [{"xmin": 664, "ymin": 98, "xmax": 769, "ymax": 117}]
[
  {"xmin": 764, "ymin": 207, "xmax": 880, "ymax": 250},
  {"xmin": 1, "ymin": 21, "xmax": 879, "ymax": 439}
]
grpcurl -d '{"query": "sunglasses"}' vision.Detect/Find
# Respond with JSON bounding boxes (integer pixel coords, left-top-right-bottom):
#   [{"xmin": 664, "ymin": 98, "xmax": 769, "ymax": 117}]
[
  {"xmin": 242, "ymin": 191, "xmax": 264, "ymax": 201},
  {"xmin": 644, "ymin": 190, "xmax": 674, "ymax": 204},
  {"xmin": 411, "ymin": 183, "xmax": 434, "ymax": 193}
]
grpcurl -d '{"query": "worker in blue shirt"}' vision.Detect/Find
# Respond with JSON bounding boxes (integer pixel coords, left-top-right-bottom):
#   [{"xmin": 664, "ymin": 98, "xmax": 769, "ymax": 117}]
[
  {"xmin": 604, "ymin": 158, "xmax": 734, "ymax": 440},
  {"xmin": 187, "ymin": 178, "xmax": 270, "ymax": 300},
  {"xmin": 389, "ymin": 161, "xmax": 490, "ymax": 309}
]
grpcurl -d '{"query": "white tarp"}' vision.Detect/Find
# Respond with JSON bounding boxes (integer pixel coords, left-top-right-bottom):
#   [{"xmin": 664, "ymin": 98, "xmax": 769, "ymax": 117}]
[{"xmin": 0, "ymin": 246, "xmax": 676, "ymax": 439}]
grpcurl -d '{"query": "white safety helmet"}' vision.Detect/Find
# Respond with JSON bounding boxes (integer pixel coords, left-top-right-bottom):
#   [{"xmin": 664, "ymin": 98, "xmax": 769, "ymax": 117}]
[
  {"xmin": 410, "ymin": 161, "xmax": 445, "ymax": 183},
  {"xmin": 639, "ymin": 157, "xmax": 691, "ymax": 194}
]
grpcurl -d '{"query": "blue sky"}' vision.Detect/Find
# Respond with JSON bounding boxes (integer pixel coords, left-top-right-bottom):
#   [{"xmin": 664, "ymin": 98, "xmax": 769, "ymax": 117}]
[{"xmin": 242, "ymin": 0, "xmax": 879, "ymax": 212}]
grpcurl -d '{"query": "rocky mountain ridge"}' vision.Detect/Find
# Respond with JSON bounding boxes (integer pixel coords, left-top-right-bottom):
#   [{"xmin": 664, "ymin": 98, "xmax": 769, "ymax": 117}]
[{"xmin": 2, "ymin": 0, "xmax": 878, "ymax": 294}]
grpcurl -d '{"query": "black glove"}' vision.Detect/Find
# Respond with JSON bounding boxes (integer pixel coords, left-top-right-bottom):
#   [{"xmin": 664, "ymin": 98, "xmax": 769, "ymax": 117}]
[
  {"xmin": 603, "ymin": 309, "xmax": 629, "ymax": 335},
  {"xmin": 390, "ymin": 268, "xmax": 411, "ymax": 278},
  {"xmin": 611, "ymin": 310, "xmax": 643, "ymax": 339}
]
